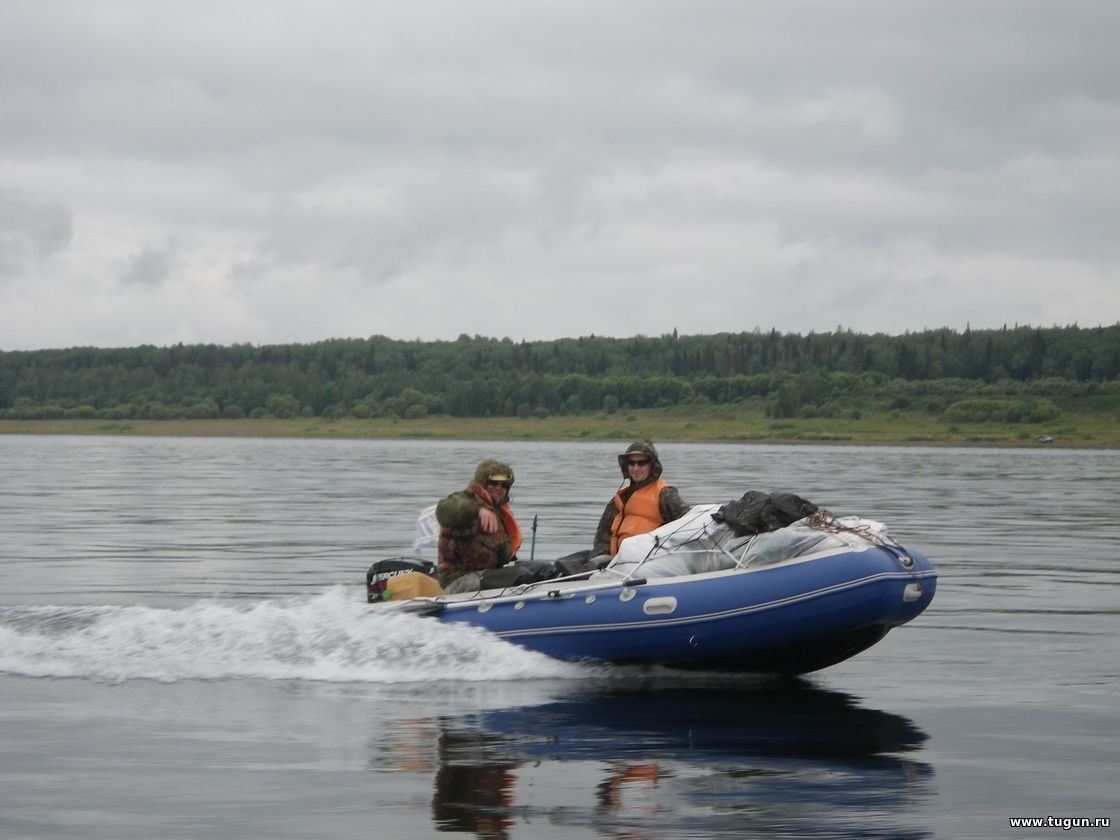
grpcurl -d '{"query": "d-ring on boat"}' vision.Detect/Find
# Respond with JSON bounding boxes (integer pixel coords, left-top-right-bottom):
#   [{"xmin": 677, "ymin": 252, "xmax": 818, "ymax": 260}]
[{"xmin": 366, "ymin": 501, "xmax": 937, "ymax": 675}]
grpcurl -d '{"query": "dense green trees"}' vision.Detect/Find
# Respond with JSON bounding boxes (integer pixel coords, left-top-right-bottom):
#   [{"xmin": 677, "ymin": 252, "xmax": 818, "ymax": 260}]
[{"xmin": 2, "ymin": 325, "xmax": 1118, "ymax": 421}]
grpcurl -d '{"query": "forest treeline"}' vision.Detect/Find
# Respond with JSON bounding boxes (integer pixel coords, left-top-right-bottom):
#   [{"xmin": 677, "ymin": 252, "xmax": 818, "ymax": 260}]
[{"xmin": 2, "ymin": 325, "xmax": 1119, "ymax": 423}]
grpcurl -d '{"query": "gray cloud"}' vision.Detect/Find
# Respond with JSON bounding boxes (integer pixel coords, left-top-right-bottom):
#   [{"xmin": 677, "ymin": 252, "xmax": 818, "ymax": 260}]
[
  {"xmin": 120, "ymin": 241, "xmax": 176, "ymax": 287},
  {"xmin": 0, "ymin": 0, "xmax": 1116, "ymax": 349},
  {"xmin": 0, "ymin": 189, "xmax": 73, "ymax": 278}
]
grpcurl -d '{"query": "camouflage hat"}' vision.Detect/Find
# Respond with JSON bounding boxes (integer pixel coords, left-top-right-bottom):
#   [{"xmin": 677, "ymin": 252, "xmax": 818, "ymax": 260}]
[{"xmin": 473, "ymin": 459, "xmax": 515, "ymax": 486}]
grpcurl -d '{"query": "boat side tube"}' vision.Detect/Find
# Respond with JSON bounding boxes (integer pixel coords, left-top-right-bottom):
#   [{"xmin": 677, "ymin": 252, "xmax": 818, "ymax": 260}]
[{"xmin": 432, "ymin": 572, "xmax": 651, "ymax": 615}]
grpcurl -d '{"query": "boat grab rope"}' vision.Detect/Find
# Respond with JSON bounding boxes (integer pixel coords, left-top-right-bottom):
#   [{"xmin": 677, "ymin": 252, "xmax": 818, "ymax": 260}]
[{"xmin": 802, "ymin": 511, "xmax": 901, "ymax": 548}]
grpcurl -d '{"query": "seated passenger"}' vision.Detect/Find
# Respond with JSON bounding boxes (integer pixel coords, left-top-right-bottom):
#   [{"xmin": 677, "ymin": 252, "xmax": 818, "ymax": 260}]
[
  {"xmin": 435, "ymin": 459, "xmax": 522, "ymax": 593},
  {"xmin": 591, "ymin": 439, "xmax": 690, "ymax": 557}
]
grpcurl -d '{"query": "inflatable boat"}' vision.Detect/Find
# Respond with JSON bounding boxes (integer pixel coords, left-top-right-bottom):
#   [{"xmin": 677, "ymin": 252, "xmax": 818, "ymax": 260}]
[{"xmin": 366, "ymin": 504, "xmax": 937, "ymax": 675}]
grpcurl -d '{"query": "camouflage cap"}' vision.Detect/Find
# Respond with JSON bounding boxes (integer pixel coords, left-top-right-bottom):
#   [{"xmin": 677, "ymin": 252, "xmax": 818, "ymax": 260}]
[{"xmin": 473, "ymin": 459, "xmax": 515, "ymax": 486}]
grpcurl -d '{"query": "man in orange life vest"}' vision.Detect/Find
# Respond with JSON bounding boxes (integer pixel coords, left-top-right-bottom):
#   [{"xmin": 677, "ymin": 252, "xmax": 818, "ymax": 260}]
[
  {"xmin": 591, "ymin": 440, "xmax": 690, "ymax": 557},
  {"xmin": 435, "ymin": 459, "xmax": 522, "ymax": 593}
]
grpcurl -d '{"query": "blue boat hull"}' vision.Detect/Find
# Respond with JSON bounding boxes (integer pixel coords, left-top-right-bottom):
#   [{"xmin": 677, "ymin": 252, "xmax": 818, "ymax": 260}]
[{"xmin": 423, "ymin": 544, "xmax": 936, "ymax": 674}]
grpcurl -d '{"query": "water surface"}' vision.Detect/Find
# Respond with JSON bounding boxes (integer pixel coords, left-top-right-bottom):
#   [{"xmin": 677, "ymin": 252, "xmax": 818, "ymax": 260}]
[{"xmin": 1, "ymin": 436, "xmax": 1116, "ymax": 839}]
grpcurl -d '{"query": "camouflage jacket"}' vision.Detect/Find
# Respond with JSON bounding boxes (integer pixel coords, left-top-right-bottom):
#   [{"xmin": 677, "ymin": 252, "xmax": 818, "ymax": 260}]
[{"xmin": 436, "ymin": 481, "xmax": 520, "ymax": 585}]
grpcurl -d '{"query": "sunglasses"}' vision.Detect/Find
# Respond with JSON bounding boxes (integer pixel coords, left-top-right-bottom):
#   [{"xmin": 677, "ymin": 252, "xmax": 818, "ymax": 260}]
[
  {"xmin": 627, "ymin": 458, "xmax": 651, "ymax": 467},
  {"xmin": 486, "ymin": 480, "xmax": 512, "ymax": 489}
]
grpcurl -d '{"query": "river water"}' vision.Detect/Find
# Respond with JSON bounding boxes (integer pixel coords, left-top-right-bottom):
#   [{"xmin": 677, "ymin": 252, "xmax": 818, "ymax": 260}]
[{"xmin": 0, "ymin": 435, "xmax": 1116, "ymax": 839}]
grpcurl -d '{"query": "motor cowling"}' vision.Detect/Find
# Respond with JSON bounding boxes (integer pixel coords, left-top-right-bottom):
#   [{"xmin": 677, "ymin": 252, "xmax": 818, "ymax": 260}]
[{"xmin": 366, "ymin": 557, "xmax": 436, "ymax": 603}]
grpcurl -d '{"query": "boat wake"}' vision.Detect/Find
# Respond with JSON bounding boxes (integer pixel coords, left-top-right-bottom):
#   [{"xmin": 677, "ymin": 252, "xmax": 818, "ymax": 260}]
[{"xmin": 0, "ymin": 587, "xmax": 584, "ymax": 684}]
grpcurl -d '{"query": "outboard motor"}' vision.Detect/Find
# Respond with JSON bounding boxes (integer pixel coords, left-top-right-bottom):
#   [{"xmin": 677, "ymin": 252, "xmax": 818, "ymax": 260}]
[{"xmin": 366, "ymin": 557, "xmax": 436, "ymax": 603}]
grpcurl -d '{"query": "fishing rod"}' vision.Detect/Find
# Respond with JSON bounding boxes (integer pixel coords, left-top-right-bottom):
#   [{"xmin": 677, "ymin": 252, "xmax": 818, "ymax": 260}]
[{"xmin": 529, "ymin": 514, "xmax": 538, "ymax": 562}]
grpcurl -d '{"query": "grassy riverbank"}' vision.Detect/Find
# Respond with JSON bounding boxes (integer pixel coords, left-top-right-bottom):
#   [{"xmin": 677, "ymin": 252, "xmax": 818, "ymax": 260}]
[{"xmin": 3, "ymin": 405, "xmax": 1117, "ymax": 446}]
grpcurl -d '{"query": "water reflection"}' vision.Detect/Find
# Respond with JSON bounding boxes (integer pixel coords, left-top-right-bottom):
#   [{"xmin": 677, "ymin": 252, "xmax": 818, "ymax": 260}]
[
  {"xmin": 375, "ymin": 679, "xmax": 933, "ymax": 839},
  {"xmin": 433, "ymin": 729, "xmax": 521, "ymax": 839}
]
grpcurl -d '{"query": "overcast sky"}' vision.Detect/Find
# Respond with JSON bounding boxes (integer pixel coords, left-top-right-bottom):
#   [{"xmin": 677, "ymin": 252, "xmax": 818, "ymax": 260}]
[{"xmin": 2, "ymin": 1, "xmax": 1117, "ymax": 351}]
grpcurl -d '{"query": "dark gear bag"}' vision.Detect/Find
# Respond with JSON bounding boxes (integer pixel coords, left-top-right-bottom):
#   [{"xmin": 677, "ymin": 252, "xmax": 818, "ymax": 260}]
[
  {"xmin": 478, "ymin": 560, "xmax": 560, "ymax": 590},
  {"xmin": 712, "ymin": 491, "xmax": 819, "ymax": 536}
]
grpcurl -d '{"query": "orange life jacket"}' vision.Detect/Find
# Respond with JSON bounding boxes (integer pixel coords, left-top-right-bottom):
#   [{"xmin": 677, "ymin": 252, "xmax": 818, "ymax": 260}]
[
  {"xmin": 501, "ymin": 505, "xmax": 523, "ymax": 555},
  {"xmin": 609, "ymin": 480, "xmax": 667, "ymax": 555}
]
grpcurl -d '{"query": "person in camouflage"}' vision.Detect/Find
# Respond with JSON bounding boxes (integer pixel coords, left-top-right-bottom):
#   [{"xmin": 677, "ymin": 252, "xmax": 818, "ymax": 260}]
[
  {"xmin": 435, "ymin": 459, "xmax": 522, "ymax": 593},
  {"xmin": 591, "ymin": 439, "xmax": 690, "ymax": 557}
]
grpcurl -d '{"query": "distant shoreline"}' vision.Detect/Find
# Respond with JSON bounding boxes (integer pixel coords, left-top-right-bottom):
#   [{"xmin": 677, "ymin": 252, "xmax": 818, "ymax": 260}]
[{"xmin": 2, "ymin": 410, "xmax": 1116, "ymax": 448}]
